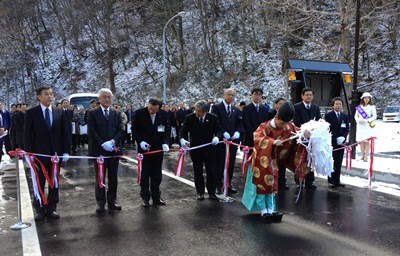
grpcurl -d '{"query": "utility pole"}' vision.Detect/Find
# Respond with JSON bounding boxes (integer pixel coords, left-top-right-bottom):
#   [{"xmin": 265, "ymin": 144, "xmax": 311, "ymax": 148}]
[{"xmin": 349, "ymin": 0, "xmax": 361, "ymax": 158}]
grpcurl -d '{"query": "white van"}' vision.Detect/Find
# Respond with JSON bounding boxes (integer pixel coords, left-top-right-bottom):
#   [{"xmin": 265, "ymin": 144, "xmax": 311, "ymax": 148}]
[
  {"xmin": 382, "ymin": 106, "xmax": 400, "ymax": 122},
  {"xmin": 68, "ymin": 93, "xmax": 98, "ymax": 109}
]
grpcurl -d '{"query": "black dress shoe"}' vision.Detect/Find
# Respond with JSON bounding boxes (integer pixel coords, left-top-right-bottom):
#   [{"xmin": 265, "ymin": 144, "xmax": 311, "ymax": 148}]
[
  {"xmin": 46, "ymin": 210, "xmax": 60, "ymax": 219},
  {"xmin": 228, "ymin": 186, "xmax": 237, "ymax": 194},
  {"xmin": 216, "ymin": 187, "xmax": 223, "ymax": 195},
  {"xmin": 142, "ymin": 199, "xmax": 150, "ymax": 208},
  {"xmin": 34, "ymin": 212, "xmax": 45, "ymax": 221},
  {"xmin": 197, "ymin": 194, "xmax": 205, "ymax": 200},
  {"xmin": 96, "ymin": 204, "xmax": 105, "ymax": 213},
  {"xmin": 208, "ymin": 194, "xmax": 218, "ymax": 200},
  {"xmin": 153, "ymin": 198, "xmax": 166, "ymax": 205},
  {"xmin": 108, "ymin": 203, "xmax": 122, "ymax": 210},
  {"xmin": 335, "ymin": 183, "xmax": 345, "ymax": 187},
  {"xmin": 305, "ymin": 184, "xmax": 317, "ymax": 190}
]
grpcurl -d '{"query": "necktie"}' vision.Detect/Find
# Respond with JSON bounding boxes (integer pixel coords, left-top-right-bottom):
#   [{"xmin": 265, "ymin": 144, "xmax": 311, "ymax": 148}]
[
  {"xmin": 337, "ymin": 113, "xmax": 340, "ymax": 122},
  {"xmin": 45, "ymin": 108, "xmax": 51, "ymax": 128},
  {"xmin": 104, "ymin": 109, "xmax": 109, "ymax": 121},
  {"xmin": 151, "ymin": 114, "xmax": 155, "ymax": 124},
  {"xmin": 256, "ymin": 105, "xmax": 259, "ymax": 113},
  {"xmin": 0, "ymin": 113, "xmax": 3, "ymax": 127},
  {"xmin": 227, "ymin": 105, "xmax": 231, "ymax": 117},
  {"xmin": 306, "ymin": 105, "xmax": 310, "ymax": 110}
]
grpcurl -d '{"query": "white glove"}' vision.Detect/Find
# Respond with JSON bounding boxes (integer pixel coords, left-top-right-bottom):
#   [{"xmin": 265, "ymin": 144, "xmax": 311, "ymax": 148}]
[
  {"xmin": 140, "ymin": 141, "xmax": 150, "ymax": 151},
  {"xmin": 223, "ymin": 132, "xmax": 231, "ymax": 140},
  {"xmin": 211, "ymin": 137, "xmax": 219, "ymax": 145},
  {"xmin": 102, "ymin": 141, "xmax": 114, "ymax": 152},
  {"xmin": 180, "ymin": 138, "xmax": 190, "ymax": 148},
  {"xmin": 62, "ymin": 153, "xmax": 70, "ymax": 162},
  {"xmin": 336, "ymin": 136, "xmax": 345, "ymax": 145},
  {"xmin": 232, "ymin": 131, "xmax": 240, "ymax": 140},
  {"xmin": 162, "ymin": 144, "xmax": 169, "ymax": 152}
]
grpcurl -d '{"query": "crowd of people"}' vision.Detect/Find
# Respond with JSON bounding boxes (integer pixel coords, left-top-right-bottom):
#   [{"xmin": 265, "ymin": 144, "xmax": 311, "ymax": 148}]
[{"xmin": 0, "ymin": 86, "xmax": 377, "ymax": 223}]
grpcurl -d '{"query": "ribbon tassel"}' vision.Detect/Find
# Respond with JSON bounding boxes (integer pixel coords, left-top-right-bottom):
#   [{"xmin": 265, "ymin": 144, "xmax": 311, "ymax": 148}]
[
  {"xmin": 345, "ymin": 145, "xmax": 352, "ymax": 170},
  {"xmin": 223, "ymin": 141, "xmax": 231, "ymax": 197},
  {"xmin": 174, "ymin": 148, "xmax": 187, "ymax": 176},
  {"xmin": 25, "ymin": 154, "xmax": 48, "ymax": 206},
  {"xmin": 136, "ymin": 153, "xmax": 143, "ymax": 184},
  {"xmin": 97, "ymin": 156, "xmax": 105, "ymax": 188},
  {"xmin": 51, "ymin": 154, "xmax": 60, "ymax": 188},
  {"xmin": 240, "ymin": 146, "xmax": 250, "ymax": 175},
  {"xmin": 368, "ymin": 136, "xmax": 376, "ymax": 186}
]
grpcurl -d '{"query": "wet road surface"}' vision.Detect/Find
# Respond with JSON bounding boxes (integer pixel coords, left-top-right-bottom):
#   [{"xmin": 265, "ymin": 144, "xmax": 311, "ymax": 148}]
[{"xmin": 1, "ymin": 145, "xmax": 400, "ymax": 256}]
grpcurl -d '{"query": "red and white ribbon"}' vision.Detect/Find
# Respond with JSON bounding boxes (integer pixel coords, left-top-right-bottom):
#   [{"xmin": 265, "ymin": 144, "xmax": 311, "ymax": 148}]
[
  {"xmin": 344, "ymin": 144, "xmax": 352, "ymax": 170},
  {"xmin": 174, "ymin": 148, "xmax": 187, "ymax": 176},
  {"xmin": 97, "ymin": 156, "xmax": 105, "ymax": 188},
  {"xmin": 240, "ymin": 146, "xmax": 250, "ymax": 175},
  {"xmin": 24, "ymin": 154, "xmax": 48, "ymax": 206},
  {"xmin": 368, "ymin": 136, "xmax": 376, "ymax": 186},
  {"xmin": 223, "ymin": 140, "xmax": 231, "ymax": 197},
  {"xmin": 136, "ymin": 153, "xmax": 143, "ymax": 184},
  {"xmin": 51, "ymin": 154, "xmax": 60, "ymax": 188}
]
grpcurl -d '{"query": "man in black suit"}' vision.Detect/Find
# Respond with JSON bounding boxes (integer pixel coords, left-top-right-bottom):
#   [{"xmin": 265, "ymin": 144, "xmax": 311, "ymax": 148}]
[
  {"xmin": 325, "ymin": 97, "xmax": 349, "ymax": 187},
  {"xmin": 293, "ymin": 87, "xmax": 321, "ymax": 189},
  {"xmin": 85, "ymin": 99, "xmax": 97, "ymax": 153},
  {"xmin": 211, "ymin": 88, "xmax": 241, "ymax": 195},
  {"xmin": 242, "ymin": 88, "xmax": 268, "ymax": 151},
  {"xmin": 14, "ymin": 103, "xmax": 27, "ymax": 149},
  {"xmin": 60, "ymin": 99, "xmax": 73, "ymax": 123},
  {"xmin": 61, "ymin": 99, "xmax": 74, "ymax": 150},
  {"xmin": 132, "ymin": 98, "xmax": 170, "ymax": 207},
  {"xmin": 176, "ymin": 102, "xmax": 186, "ymax": 127},
  {"xmin": 88, "ymin": 88, "xmax": 124, "ymax": 213},
  {"xmin": 179, "ymin": 100, "xmax": 222, "ymax": 200},
  {"xmin": 24, "ymin": 86, "xmax": 71, "ymax": 221},
  {"xmin": 0, "ymin": 102, "xmax": 12, "ymax": 158},
  {"xmin": 124, "ymin": 104, "xmax": 134, "ymax": 145},
  {"xmin": 267, "ymin": 97, "xmax": 285, "ymax": 120}
]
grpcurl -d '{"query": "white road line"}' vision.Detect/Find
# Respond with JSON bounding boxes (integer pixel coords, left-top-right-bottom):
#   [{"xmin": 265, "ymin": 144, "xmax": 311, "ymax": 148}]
[
  {"xmin": 121, "ymin": 156, "xmax": 196, "ymax": 188},
  {"xmin": 19, "ymin": 159, "xmax": 42, "ymax": 256},
  {"xmin": 18, "ymin": 154, "xmax": 221, "ymax": 256}
]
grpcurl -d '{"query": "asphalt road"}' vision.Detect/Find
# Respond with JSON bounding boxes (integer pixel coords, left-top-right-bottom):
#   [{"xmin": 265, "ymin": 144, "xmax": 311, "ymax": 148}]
[{"xmin": 1, "ymin": 145, "xmax": 400, "ymax": 256}]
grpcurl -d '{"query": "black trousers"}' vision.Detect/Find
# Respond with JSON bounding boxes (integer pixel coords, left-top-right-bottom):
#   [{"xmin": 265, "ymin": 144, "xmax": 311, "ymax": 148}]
[
  {"xmin": 93, "ymin": 157, "xmax": 120, "ymax": 205},
  {"xmin": 34, "ymin": 159, "xmax": 59, "ymax": 213},
  {"xmin": 4, "ymin": 134, "xmax": 12, "ymax": 154},
  {"xmin": 190, "ymin": 146, "xmax": 216, "ymax": 195},
  {"xmin": 328, "ymin": 148, "xmax": 345, "ymax": 185},
  {"xmin": 305, "ymin": 171, "xmax": 315, "ymax": 186},
  {"xmin": 71, "ymin": 134, "xmax": 78, "ymax": 150},
  {"xmin": 0, "ymin": 140, "xmax": 3, "ymax": 162},
  {"xmin": 278, "ymin": 166, "xmax": 287, "ymax": 185},
  {"xmin": 216, "ymin": 142, "xmax": 238, "ymax": 189},
  {"xmin": 140, "ymin": 152, "xmax": 163, "ymax": 200}
]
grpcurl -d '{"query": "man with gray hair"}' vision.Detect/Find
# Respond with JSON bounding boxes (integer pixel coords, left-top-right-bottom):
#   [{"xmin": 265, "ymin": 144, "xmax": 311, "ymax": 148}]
[
  {"xmin": 211, "ymin": 88, "xmax": 241, "ymax": 195},
  {"xmin": 88, "ymin": 88, "xmax": 124, "ymax": 213},
  {"xmin": 180, "ymin": 100, "xmax": 223, "ymax": 200}
]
